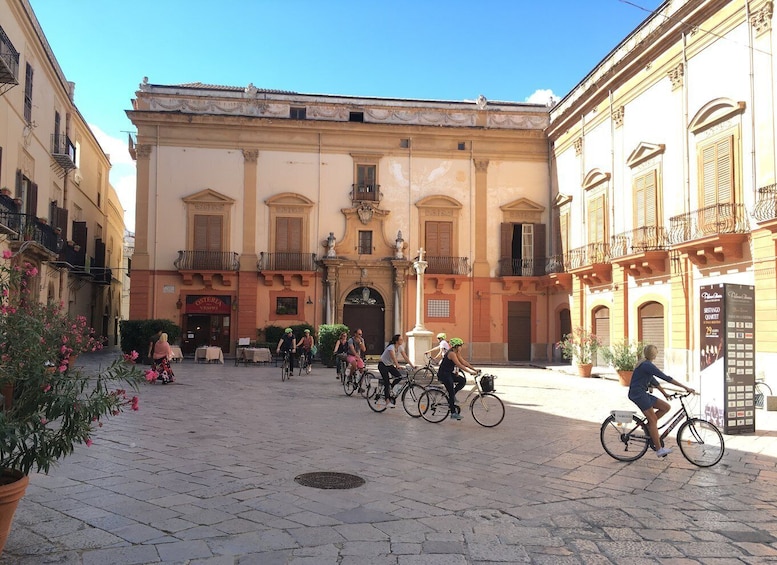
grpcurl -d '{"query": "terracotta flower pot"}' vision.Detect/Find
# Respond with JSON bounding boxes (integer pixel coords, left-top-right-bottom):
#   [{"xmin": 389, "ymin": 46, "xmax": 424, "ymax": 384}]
[
  {"xmin": 617, "ymin": 370, "xmax": 633, "ymax": 387},
  {"xmin": 577, "ymin": 363, "xmax": 593, "ymax": 377},
  {"xmin": 0, "ymin": 469, "xmax": 29, "ymax": 554}
]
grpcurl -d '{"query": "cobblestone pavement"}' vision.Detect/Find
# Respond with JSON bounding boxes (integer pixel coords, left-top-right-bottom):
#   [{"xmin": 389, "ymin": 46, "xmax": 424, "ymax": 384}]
[{"xmin": 3, "ymin": 350, "xmax": 777, "ymax": 564}]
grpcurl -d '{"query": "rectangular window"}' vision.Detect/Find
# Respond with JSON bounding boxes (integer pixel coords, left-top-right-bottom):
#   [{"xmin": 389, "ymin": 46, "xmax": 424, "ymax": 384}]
[
  {"xmin": 358, "ymin": 231, "xmax": 372, "ymax": 254},
  {"xmin": 24, "ymin": 63, "xmax": 33, "ymax": 123},
  {"xmin": 587, "ymin": 194, "xmax": 606, "ymax": 244},
  {"xmin": 54, "ymin": 111, "xmax": 60, "ymax": 151},
  {"xmin": 701, "ymin": 136, "xmax": 734, "ymax": 205},
  {"xmin": 276, "ymin": 297, "xmax": 298, "ymax": 316},
  {"xmin": 349, "ymin": 112, "xmax": 364, "ymax": 122},
  {"xmin": 425, "ymin": 221, "xmax": 452, "ymax": 257},
  {"xmin": 427, "ymin": 299, "xmax": 450, "ymax": 318},
  {"xmin": 290, "ymin": 107, "xmax": 306, "ymax": 120},
  {"xmin": 356, "ymin": 164, "xmax": 376, "ymax": 195},
  {"xmin": 193, "ymin": 215, "xmax": 223, "ymax": 252},
  {"xmin": 275, "ymin": 216, "xmax": 302, "ymax": 253}
]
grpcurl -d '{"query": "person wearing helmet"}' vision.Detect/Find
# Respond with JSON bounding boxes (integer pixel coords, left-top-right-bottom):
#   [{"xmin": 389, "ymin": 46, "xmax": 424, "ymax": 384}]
[
  {"xmin": 424, "ymin": 332, "xmax": 450, "ymax": 363},
  {"xmin": 276, "ymin": 328, "xmax": 297, "ymax": 374},
  {"xmin": 296, "ymin": 329, "xmax": 315, "ymax": 374},
  {"xmin": 439, "ymin": 338, "xmax": 478, "ymax": 420}
]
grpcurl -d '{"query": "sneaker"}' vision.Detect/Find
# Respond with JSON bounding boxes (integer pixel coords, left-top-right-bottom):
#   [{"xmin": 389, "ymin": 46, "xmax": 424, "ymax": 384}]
[
  {"xmin": 656, "ymin": 447, "xmax": 673, "ymax": 458},
  {"xmin": 450, "ymin": 412, "xmax": 462, "ymax": 420},
  {"xmin": 389, "ymin": 397, "xmax": 396, "ymax": 408},
  {"xmin": 307, "ymin": 366, "xmax": 312, "ymax": 374}
]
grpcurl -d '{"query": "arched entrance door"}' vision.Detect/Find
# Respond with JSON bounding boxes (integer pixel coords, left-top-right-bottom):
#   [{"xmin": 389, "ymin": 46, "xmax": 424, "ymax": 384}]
[
  {"xmin": 593, "ymin": 307, "xmax": 610, "ymax": 366},
  {"xmin": 342, "ymin": 287, "xmax": 385, "ymax": 356}
]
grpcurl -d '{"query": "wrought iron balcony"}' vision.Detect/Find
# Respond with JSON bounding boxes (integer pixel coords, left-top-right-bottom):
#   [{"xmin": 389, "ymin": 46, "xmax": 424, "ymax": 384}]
[
  {"xmin": 51, "ymin": 134, "xmax": 77, "ymax": 171},
  {"xmin": 0, "ymin": 211, "xmax": 62, "ymax": 255},
  {"xmin": 426, "ymin": 256, "xmax": 469, "ymax": 275},
  {"xmin": 351, "ymin": 183, "xmax": 381, "ymax": 203},
  {"xmin": 668, "ymin": 203, "xmax": 749, "ymax": 244},
  {"xmin": 566, "ymin": 242, "xmax": 611, "ymax": 269},
  {"xmin": 610, "ymin": 226, "xmax": 668, "ymax": 258},
  {"xmin": 753, "ymin": 184, "xmax": 777, "ymax": 222},
  {"xmin": 258, "ymin": 252, "xmax": 317, "ymax": 271},
  {"xmin": 174, "ymin": 250, "xmax": 240, "ymax": 271},
  {"xmin": 0, "ymin": 26, "xmax": 19, "ymax": 87},
  {"xmin": 499, "ymin": 256, "xmax": 563, "ymax": 277},
  {"xmin": 91, "ymin": 266, "xmax": 113, "ymax": 285}
]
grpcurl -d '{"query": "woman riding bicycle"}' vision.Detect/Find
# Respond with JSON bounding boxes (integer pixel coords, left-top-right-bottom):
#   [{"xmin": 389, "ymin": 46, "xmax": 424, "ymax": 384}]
[
  {"xmin": 296, "ymin": 329, "xmax": 315, "ymax": 374},
  {"xmin": 333, "ymin": 331, "xmax": 349, "ymax": 380},
  {"xmin": 629, "ymin": 344, "xmax": 694, "ymax": 457},
  {"xmin": 377, "ymin": 334, "xmax": 414, "ymax": 407},
  {"xmin": 424, "ymin": 332, "xmax": 450, "ymax": 363},
  {"xmin": 439, "ymin": 338, "xmax": 478, "ymax": 420}
]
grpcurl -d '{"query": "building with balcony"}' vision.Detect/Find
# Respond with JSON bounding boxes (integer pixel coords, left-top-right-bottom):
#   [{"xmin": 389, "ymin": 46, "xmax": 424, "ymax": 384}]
[
  {"xmin": 0, "ymin": 0, "xmax": 127, "ymax": 346},
  {"xmin": 127, "ymin": 84, "xmax": 552, "ymax": 360},
  {"xmin": 547, "ymin": 0, "xmax": 777, "ymax": 378}
]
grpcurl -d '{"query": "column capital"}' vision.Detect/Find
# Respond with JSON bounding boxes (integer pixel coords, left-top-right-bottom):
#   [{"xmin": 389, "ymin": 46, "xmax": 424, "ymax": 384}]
[
  {"xmin": 473, "ymin": 159, "xmax": 489, "ymax": 172},
  {"xmin": 135, "ymin": 144, "xmax": 153, "ymax": 160},
  {"xmin": 242, "ymin": 149, "xmax": 259, "ymax": 163}
]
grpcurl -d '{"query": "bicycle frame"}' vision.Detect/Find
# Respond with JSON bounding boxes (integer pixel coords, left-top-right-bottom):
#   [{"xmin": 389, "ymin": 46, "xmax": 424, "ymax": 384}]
[{"xmin": 613, "ymin": 392, "xmax": 694, "ymax": 443}]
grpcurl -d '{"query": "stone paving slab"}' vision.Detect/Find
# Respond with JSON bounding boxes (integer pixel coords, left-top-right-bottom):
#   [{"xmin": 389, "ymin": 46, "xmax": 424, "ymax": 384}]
[{"xmin": 2, "ymin": 350, "xmax": 777, "ymax": 563}]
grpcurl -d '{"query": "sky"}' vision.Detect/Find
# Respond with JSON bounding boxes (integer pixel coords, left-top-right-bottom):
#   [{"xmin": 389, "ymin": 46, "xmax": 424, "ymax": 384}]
[{"xmin": 31, "ymin": 0, "xmax": 665, "ymax": 232}]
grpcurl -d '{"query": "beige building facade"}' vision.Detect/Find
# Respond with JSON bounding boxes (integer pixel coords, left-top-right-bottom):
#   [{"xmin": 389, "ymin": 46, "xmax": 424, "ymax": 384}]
[
  {"xmin": 548, "ymin": 0, "xmax": 777, "ymax": 384},
  {"xmin": 127, "ymin": 85, "xmax": 555, "ymax": 361},
  {"xmin": 0, "ymin": 0, "xmax": 126, "ymax": 344}
]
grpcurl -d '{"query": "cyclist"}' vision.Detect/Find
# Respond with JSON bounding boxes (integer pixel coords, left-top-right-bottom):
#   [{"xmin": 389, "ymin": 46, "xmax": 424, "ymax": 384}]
[
  {"xmin": 333, "ymin": 331, "xmax": 349, "ymax": 380},
  {"xmin": 276, "ymin": 328, "xmax": 297, "ymax": 374},
  {"xmin": 629, "ymin": 344, "xmax": 695, "ymax": 457},
  {"xmin": 440, "ymin": 338, "xmax": 478, "ymax": 420},
  {"xmin": 424, "ymin": 332, "xmax": 450, "ymax": 363},
  {"xmin": 377, "ymin": 334, "xmax": 415, "ymax": 408},
  {"xmin": 346, "ymin": 328, "xmax": 366, "ymax": 379},
  {"xmin": 296, "ymin": 329, "xmax": 315, "ymax": 374}
]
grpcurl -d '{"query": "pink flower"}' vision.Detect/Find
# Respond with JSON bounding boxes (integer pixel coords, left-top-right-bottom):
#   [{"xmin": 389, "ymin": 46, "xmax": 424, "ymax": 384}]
[
  {"xmin": 85, "ymin": 439, "xmax": 93, "ymax": 447},
  {"xmin": 42, "ymin": 384, "xmax": 51, "ymax": 392},
  {"xmin": 2, "ymin": 250, "xmax": 11, "ymax": 259},
  {"xmin": 144, "ymin": 369, "xmax": 158, "ymax": 382},
  {"xmin": 40, "ymin": 418, "xmax": 47, "ymax": 425},
  {"xmin": 58, "ymin": 365, "xmax": 67, "ymax": 373},
  {"xmin": 131, "ymin": 396, "xmax": 140, "ymax": 411}
]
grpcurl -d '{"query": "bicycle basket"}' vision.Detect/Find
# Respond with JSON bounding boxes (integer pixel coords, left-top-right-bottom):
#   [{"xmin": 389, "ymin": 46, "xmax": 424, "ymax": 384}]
[{"xmin": 480, "ymin": 374, "xmax": 495, "ymax": 392}]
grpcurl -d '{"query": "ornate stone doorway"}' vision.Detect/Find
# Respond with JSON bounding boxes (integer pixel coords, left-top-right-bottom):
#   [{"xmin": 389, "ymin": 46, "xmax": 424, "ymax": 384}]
[{"xmin": 342, "ymin": 287, "xmax": 385, "ymax": 355}]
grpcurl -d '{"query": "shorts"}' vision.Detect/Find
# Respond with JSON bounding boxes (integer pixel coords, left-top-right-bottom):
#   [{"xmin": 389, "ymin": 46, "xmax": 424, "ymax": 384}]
[
  {"xmin": 629, "ymin": 390, "xmax": 657, "ymax": 411},
  {"xmin": 347, "ymin": 355, "xmax": 365, "ymax": 370}
]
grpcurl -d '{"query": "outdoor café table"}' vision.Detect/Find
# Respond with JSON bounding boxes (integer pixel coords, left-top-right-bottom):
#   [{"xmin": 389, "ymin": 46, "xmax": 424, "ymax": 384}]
[
  {"xmin": 195, "ymin": 346, "xmax": 224, "ymax": 364},
  {"xmin": 243, "ymin": 347, "xmax": 272, "ymax": 363},
  {"xmin": 169, "ymin": 345, "xmax": 184, "ymax": 363}
]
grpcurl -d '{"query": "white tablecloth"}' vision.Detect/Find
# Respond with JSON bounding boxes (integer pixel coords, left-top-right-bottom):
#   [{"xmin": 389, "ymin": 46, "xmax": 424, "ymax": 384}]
[
  {"xmin": 195, "ymin": 346, "xmax": 224, "ymax": 363},
  {"xmin": 243, "ymin": 348, "xmax": 272, "ymax": 363},
  {"xmin": 169, "ymin": 346, "xmax": 184, "ymax": 362}
]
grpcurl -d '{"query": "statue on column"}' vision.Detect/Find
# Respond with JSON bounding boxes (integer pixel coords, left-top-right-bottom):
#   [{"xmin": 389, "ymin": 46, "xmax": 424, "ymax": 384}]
[{"xmin": 326, "ymin": 232, "xmax": 336, "ymax": 258}]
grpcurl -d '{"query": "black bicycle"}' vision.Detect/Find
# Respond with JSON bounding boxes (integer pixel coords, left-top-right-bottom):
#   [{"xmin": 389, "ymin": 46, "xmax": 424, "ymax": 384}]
[
  {"xmin": 600, "ymin": 391, "xmax": 724, "ymax": 467},
  {"xmin": 367, "ymin": 365, "xmax": 428, "ymax": 417},
  {"xmin": 280, "ymin": 351, "xmax": 292, "ymax": 382},
  {"xmin": 755, "ymin": 379, "xmax": 772, "ymax": 409}
]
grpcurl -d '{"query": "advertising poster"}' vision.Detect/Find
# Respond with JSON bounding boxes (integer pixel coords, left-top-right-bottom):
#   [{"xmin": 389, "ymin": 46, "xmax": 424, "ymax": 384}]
[{"xmin": 699, "ymin": 283, "xmax": 755, "ymax": 434}]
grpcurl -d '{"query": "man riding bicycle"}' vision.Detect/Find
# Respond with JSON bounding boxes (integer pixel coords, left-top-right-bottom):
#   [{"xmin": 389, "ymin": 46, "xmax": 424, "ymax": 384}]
[{"xmin": 276, "ymin": 328, "xmax": 297, "ymax": 373}]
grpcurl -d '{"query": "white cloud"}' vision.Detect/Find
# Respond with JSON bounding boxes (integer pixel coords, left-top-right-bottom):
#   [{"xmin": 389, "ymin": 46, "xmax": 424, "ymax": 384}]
[
  {"xmin": 88, "ymin": 124, "xmax": 135, "ymax": 167},
  {"xmin": 113, "ymin": 170, "xmax": 137, "ymax": 233},
  {"xmin": 525, "ymin": 89, "xmax": 559, "ymax": 106}
]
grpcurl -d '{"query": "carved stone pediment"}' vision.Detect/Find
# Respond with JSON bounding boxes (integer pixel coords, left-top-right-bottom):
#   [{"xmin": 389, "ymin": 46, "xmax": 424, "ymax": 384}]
[
  {"xmin": 626, "ymin": 142, "xmax": 666, "ymax": 168},
  {"xmin": 582, "ymin": 169, "xmax": 611, "ymax": 191},
  {"xmin": 554, "ymin": 193, "xmax": 573, "ymax": 207},
  {"xmin": 689, "ymin": 98, "xmax": 746, "ymax": 135},
  {"xmin": 500, "ymin": 197, "xmax": 545, "ymax": 223},
  {"xmin": 183, "ymin": 189, "xmax": 235, "ymax": 206}
]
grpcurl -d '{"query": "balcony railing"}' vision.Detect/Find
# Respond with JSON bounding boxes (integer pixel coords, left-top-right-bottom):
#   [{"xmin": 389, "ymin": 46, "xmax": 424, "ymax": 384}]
[
  {"xmin": 51, "ymin": 134, "xmax": 77, "ymax": 171},
  {"xmin": 753, "ymin": 184, "xmax": 777, "ymax": 222},
  {"xmin": 0, "ymin": 26, "xmax": 19, "ymax": 86},
  {"xmin": 610, "ymin": 226, "xmax": 668, "ymax": 258},
  {"xmin": 351, "ymin": 183, "xmax": 381, "ymax": 203},
  {"xmin": 174, "ymin": 250, "xmax": 239, "ymax": 271},
  {"xmin": 426, "ymin": 256, "xmax": 469, "ymax": 275},
  {"xmin": 567, "ymin": 242, "xmax": 611, "ymax": 269},
  {"xmin": 668, "ymin": 202, "xmax": 749, "ymax": 244},
  {"xmin": 258, "ymin": 252, "xmax": 317, "ymax": 271},
  {"xmin": 499, "ymin": 256, "xmax": 563, "ymax": 277},
  {"xmin": 0, "ymin": 211, "xmax": 62, "ymax": 254}
]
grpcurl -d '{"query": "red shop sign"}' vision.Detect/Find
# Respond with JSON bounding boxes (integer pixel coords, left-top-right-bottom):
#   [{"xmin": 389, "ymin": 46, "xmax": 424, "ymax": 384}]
[{"xmin": 186, "ymin": 295, "xmax": 231, "ymax": 314}]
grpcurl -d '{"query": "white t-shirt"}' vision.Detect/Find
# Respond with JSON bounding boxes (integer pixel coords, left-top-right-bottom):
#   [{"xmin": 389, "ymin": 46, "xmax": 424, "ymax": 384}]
[
  {"xmin": 380, "ymin": 343, "xmax": 404, "ymax": 366},
  {"xmin": 438, "ymin": 339, "xmax": 450, "ymax": 355}
]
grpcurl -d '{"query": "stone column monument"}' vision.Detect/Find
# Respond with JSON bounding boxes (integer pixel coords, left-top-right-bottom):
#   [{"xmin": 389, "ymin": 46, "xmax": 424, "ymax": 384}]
[{"xmin": 406, "ymin": 248, "xmax": 434, "ymax": 365}]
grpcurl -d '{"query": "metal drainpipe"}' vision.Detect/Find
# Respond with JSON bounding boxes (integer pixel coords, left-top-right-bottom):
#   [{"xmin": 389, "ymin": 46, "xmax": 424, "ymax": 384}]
[
  {"xmin": 746, "ymin": 1, "xmax": 757, "ymax": 201},
  {"xmin": 681, "ymin": 32, "xmax": 692, "ymax": 381}
]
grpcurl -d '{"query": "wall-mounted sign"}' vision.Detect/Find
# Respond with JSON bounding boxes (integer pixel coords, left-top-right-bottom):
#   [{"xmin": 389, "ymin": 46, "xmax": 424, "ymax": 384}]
[{"xmin": 185, "ymin": 295, "xmax": 231, "ymax": 315}]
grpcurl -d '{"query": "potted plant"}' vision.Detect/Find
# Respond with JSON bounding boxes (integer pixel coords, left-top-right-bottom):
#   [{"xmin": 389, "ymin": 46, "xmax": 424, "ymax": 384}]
[
  {"xmin": 602, "ymin": 339, "xmax": 644, "ymax": 386},
  {"xmin": 556, "ymin": 327, "xmax": 602, "ymax": 377},
  {"xmin": 0, "ymin": 250, "xmax": 143, "ymax": 553},
  {"xmin": 0, "ymin": 188, "xmax": 10, "ymax": 198}
]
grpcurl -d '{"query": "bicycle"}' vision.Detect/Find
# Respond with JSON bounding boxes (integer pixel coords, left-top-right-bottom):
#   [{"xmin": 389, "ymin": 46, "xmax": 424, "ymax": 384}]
[
  {"xmin": 413, "ymin": 353, "xmax": 464, "ymax": 386},
  {"xmin": 342, "ymin": 365, "xmax": 375, "ymax": 398},
  {"xmin": 335, "ymin": 353, "xmax": 348, "ymax": 383},
  {"xmin": 367, "ymin": 365, "xmax": 428, "ymax": 417},
  {"xmin": 280, "ymin": 351, "xmax": 292, "ymax": 382},
  {"xmin": 417, "ymin": 372, "xmax": 504, "ymax": 427},
  {"xmin": 755, "ymin": 379, "xmax": 772, "ymax": 409},
  {"xmin": 600, "ymin": 390, "xmax": 724, "ymax": 467},
  {"xmin": 298, "ymin": 349, "xmax": 312, "ymax": 376}
]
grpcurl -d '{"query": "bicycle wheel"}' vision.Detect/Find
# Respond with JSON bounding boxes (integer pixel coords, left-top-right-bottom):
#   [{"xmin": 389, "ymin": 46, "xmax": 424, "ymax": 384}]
[
  {"xmin": 413, "ymin": 367, "xmax": 435, "ymax": 386},
  {"xmin": 755, "ymin": 382, "xmax": 772, "ymax": 409},
  {"xmin": 298, "ymin": 355, "xmax": 306, "ymax": 376},
  {"xmin": 600, "ymin": 415, "xmax": 650, "ymax": 462},
  {"xmin": 677, "ymin": 418, "xmax": 725, "ymax": 467},
  {"xmin": 401, "ymin": 383, "xmax": 426, "ymax": 418},
  {"xmin": 470, "ymin": 393, "xmax": 505, "ymax": 427},
  {"xmin": 359, "ymin": 372, "xmax": 376, "ymax": 398},
  {"xmin": 418, "ymin": 388, "xmax": 449, "ymax": 423},
  {"xmin": 367, "ymin": 386, "xmax": 388, "ymax": 413},
  {"xmin": 281, "ymin": 358, "xmax": 288, "ymax": 381},
  {"xmin": 342, "ymin": 371, "xmax": 356, "ymax": 396}
]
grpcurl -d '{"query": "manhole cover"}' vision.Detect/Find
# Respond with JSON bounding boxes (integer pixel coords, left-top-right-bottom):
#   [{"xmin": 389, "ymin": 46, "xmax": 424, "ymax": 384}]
[{"xmin": 294, "ymin": 472, "xmax": 365, "ymax": 489}]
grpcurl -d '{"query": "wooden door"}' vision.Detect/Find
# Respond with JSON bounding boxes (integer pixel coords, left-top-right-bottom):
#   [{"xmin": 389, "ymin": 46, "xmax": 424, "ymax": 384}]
[
  {"xmin": 507, "ymin": 301, "xmax": 531, "ymax": 361},
  {"xmin": 343, "ymin": 304, "xmax": 384, "ymax": 356}
]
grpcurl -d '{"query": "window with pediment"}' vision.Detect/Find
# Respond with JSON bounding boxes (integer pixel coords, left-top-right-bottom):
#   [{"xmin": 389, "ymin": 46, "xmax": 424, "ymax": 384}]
[
  {"xmin": 351, "ymin": 153, "xmax": 382, "ymax": 202},
  {"xmin": 416, "ymin": 195, "xmax": 463, "ymax": 274},
  {"xmin": 266, "ymin": 193, "xmax": 314, "ymax": 268},
  {"xmin": 582, "ymin": 170, "xmax": 610, "ymax": 245},
  {"xmin": 499, "ymin": 198, "xmax": 546, "ymax": 276},
  {"xmin": 183, "ymin": 190, "xmax": 234, "ymax": 252}
]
